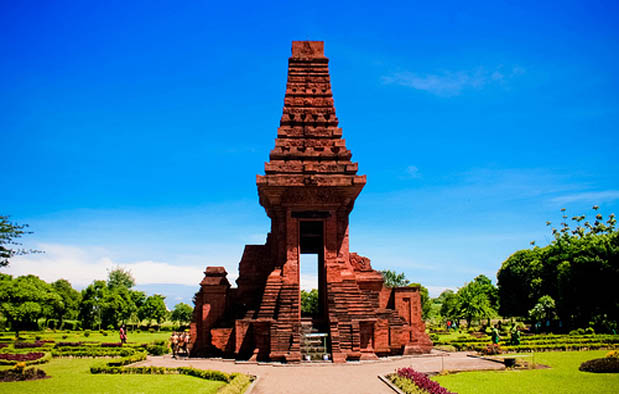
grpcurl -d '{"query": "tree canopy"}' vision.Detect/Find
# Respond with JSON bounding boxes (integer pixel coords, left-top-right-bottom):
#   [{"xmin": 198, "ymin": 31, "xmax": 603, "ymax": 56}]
[
  {"xmin": 138, "ymin": 294, "xmax": 168, "ymax": 325},
  {"xmin": 0, "ymin": 274, "xmax": 63, "ymax": 331},
  {"xmin": 455, "ymin": 276, "xmax": 497, "ymax": 327},
  {"xmin": 107, "ymin": 267, "xmax": 136, "ymax": 290},
  {"xmin": 170, "ymin": 303, "xmax": 193, "ymax": 325},
  {"xmin": 498, "ymin": 207, "xmax": 618, "ymax": 331}
]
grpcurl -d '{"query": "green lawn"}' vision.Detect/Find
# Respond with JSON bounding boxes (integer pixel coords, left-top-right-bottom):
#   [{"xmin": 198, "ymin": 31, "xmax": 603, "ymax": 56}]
[
  {"xmin": 5, "ymin": 329, "xmax": 171, "ymax": 344},
  {"xmin": 433, "ymin": 350, "xmax": 619, "ymax": 394},
  {"xmin": 0, "ymin": 358, "xmax": 225, "ymax": 393}
]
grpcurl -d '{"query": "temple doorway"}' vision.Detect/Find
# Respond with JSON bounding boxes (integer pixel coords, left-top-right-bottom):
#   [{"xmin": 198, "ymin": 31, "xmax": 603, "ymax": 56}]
[
  {"xmin": 299, "ymin": 220, "xmax": 330, "ymax": 360},
  {"xmin": 299, "ymin": 220, "xmax": 326, "ymax": 320}
]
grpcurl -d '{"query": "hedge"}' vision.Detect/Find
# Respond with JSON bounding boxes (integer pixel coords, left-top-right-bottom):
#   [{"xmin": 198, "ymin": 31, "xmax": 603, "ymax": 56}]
[
  {"xmin": 90, "ymin": 360, "xmax": 253, "ymax": 390},
  {"xmin": 52, "ymin": 347, "xmax": 136, "ymax": 357},
  {"xmin": 90, "ymin": 352, "xmax": 147, "ymax": 372},
  {"xmin": 450, "ymin": 342, "xmax": 617, "ymax": 352}
]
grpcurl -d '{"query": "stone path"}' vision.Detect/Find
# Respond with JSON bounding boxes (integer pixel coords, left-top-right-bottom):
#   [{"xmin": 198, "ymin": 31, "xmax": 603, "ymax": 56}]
[{"xmin": 136, "ymin": 351, "xmax": 504, "ymax": 394}]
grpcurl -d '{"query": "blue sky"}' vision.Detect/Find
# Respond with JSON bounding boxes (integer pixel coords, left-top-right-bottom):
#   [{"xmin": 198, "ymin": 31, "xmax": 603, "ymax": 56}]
[{"xmin": 2, "ymin": 1, "xmax": 618, "ymax": 306}]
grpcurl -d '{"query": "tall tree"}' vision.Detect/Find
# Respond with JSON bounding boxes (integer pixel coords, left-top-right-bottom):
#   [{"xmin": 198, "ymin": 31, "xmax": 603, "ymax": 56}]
[
  {"xmin": 497, "ymin": 207, "xmax": 618, "ymax": 330},
  {"xmin": 0, "ymin": 215, "xmax": 41, "ymax": 267},
  {"xmin": 79, "ymin": 280, "xmax": 108, "ymax": 329},
  {"xmin": 170, "ymin": 303, "xmax": 193, "ymax": 326},
  {"xmin": 138, "ymin": 294, "xmax": 167, "ymax": 325},
  {"xmin": 438, "ymin": 289, "xmax": 459, "ymax": 320},
  {"xmin": 0, "ymin": 274, "xmax": 62, "ymax": 331},
  {"xmin": 107, "ymin": 267, "xmax": 136, "ymax": 290},
  {"xmin": 456, "ymin": 280, "xmax": 495, "ymax": 327},
  {"xmin": 51, "ymin": 279, "xmax": 81, "ymax": 325}
]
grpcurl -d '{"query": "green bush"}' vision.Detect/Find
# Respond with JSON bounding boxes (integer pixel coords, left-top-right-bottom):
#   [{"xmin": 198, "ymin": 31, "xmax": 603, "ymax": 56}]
[
  {"xmin": 177, "ymin": 367, "xmax": 232, "ymax": 382},
  {"xmin": 84, "ymin": 330, "xmax": 91, "ymax": 337},
  {"xmin": 579, "ymin": 357, "xmax": 619, "ymax": 373},
  {"xmin": 145, "ymin": 344, "xmax": 169, "ymax": 356},
  {"xmin": 585, "ymin": 327, "xmax": 596, "ymax": 335}
]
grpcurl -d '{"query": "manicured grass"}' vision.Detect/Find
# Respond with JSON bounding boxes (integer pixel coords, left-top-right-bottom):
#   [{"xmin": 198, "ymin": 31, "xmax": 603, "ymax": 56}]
[
  {"xmin": 0, "ymin": 358, "xmax": 225, "ymax": 393},
  {"xmin": 434, "ymin": 331, "xmax": 473, "ymax": 343},
  {"xmin": 433, "ymin": 350, "xmax": 619, "ymax": 394}
]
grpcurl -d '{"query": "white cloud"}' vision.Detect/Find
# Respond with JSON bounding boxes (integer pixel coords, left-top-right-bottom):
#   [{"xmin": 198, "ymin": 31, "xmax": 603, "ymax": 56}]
[
  {"xmin": 426, "ymin": 286, "xmax": 454, "ymax": 298},
  {"xmin": 300, "ymin": 273, "xmax": 318, "ymax": 291},
  {"xmin": 550, "ymin": 190, "xmax": 619, "ymax": 204},
  {"xmin": 3, "ymin": 243, "xmax": 237, "ymax": 287},
  {"xmin": 382, "ymin": 66, "xmax": 525, "ymax": 97},
  {"xmin": 406, "ymin": 165, "xmax": 421, "ymax": 178}
]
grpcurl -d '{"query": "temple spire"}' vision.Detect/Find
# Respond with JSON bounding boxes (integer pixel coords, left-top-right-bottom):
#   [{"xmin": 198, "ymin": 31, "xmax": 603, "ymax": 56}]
[{"xmin": 257, "ymin": 41, "xmax": 366, "ymax": 195}]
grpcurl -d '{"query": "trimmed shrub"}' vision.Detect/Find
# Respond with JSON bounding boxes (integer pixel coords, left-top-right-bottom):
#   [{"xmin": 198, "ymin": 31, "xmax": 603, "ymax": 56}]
[
  {"xmin": 14, "ymin": 341, "xmax": 45, "ymax": 349},
  {"xmin": 579, "ymin": 357, "xmax": 619, "ymax": 373},
  {"xmin": 177, "ymin": 367, "xmax": 232, "ymax": 382},
  {"xmin": 52, "ymin": 348, "xmax": 135, "ymax": 357},
  {"xmin": 84, "ymin": 330, "xmax": 91, "ymax": 337},
  {"xmin": 219, "ymin": 373, "xmax": 253, "ymax": 394},
  {"xmin": 0, "ymin": 364, "xmax": 47, "ymax": 382},
  {"xmin": 146, "ymin": 344, "xmax": 169, "ymax": 356}
]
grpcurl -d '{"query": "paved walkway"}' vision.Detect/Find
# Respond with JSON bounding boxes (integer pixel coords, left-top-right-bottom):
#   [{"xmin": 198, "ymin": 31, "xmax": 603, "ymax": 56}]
[{"xmin": 136, "ymin": 351, "xmax": 504, "ymax": 394}]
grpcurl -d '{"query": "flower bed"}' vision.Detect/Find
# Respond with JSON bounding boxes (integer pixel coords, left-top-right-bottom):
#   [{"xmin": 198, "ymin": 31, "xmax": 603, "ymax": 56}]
[
  {"xmin": 390, "ymin": 367, "xmax": 457, "ymax": 394},
  {"xmin": 0, "ymin": 352, "xmax": 45, "ymax": 361},
  {"xmin": 0, "ymin": 352, "xmax": 51, "ymax": 365}
]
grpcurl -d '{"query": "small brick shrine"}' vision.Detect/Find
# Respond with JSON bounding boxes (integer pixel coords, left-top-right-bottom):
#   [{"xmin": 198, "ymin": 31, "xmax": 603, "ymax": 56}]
[{"xmin": 190, "ymin": 41, "xmax": 432, "ymax": 362}]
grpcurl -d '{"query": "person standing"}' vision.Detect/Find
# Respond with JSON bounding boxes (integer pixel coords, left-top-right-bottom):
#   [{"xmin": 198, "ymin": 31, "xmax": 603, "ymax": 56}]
[
  {"xmin": 171, "ymin": 332, "xmax": 179, "ymax": 359},
  {"xmin": 119, "ymin": 324, "xmax": 127, "ymax": 345}
]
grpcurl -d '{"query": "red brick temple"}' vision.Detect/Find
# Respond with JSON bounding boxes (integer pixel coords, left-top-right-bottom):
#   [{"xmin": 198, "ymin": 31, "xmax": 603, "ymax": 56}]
[{"xmin": 190, "ymin": 41, "xmax": 432, "ymax": 363}]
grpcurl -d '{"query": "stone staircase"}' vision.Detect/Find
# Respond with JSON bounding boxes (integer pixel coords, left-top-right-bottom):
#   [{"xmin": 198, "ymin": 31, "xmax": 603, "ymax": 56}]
[{"xmin": 300, "ymin": 319, "xmax": 330, "ymax": 362}]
